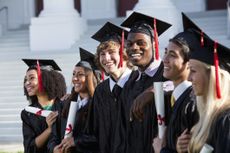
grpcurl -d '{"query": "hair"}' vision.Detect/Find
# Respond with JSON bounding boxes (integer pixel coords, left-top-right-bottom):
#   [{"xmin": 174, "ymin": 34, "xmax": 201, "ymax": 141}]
[
  {"xmin": 24, "ymin": 67, "xmax": 67, "ymax": 104},
  {"xmin": 169, "ymin": 38, "xmax": 190, "ymax": 64},
  {"xmin": 188, "ymin": 65, "xmax": 230, "ymax": 153},
  {"xmin": 62, "ymin": 66, "xmax": 99, "ymax": 118},
  {"xmin": 95, "ymin": 40, "xmax": 132, "ymax": 73}
]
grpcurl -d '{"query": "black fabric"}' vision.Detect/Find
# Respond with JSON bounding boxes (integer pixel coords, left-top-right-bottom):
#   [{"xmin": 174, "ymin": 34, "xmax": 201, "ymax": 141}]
[
  {"xmin": 47, "ymin": 97, "xmax": 98, "ymax": 153},
  {"xmin": 161, "ymin": 86, "xmax": 199, "ymax": 153},
  {"xmin": 207, "ymin": 108, "xmax": 230, "ymax": 153},
  {"xmin": 21, "ymin": 100, "xmax": 63, "ymax": 153},
  {"xmin": 22, "ymin": 59, "xmax": 62, "ymax": 71},
  {"xmin": 120, "ymin": 62, "xmax": 168, "ymax": 153},
  {"xmin": 92, "ymin": 78, "xmax": 126, "ymax": 153},
  {"xmin": 112, "ymin": 84, "xmax": 122, "ymax": 98}
]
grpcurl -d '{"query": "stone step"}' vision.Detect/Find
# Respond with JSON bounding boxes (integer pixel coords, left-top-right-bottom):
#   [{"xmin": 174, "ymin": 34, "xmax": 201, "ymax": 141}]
[
  {"xmin": 0, "ymin": 135, "xmax": 23, "ymax": 143},
  {"xmin": 0, "ymin": 108, "xmax": 22, "ymax": 115}
]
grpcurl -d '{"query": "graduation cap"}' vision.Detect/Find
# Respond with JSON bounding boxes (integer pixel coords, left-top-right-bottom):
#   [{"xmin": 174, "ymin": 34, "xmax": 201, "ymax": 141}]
[
  {"xmin": 22, "ymin": 59, "xmax": 61, "ymax": 93},
  {"xmin": 189, "ymin": 30, "xmax": 230, "ymax": 99},
  {"xmin": 22, "ymin": 59, "xmax": 62, "ymax": 71},
  {"xmin": 120, "ymin": 11, "xmax": 172, "ymax": 60},
  {"xmin": 76, "ymin": 47, "xmax": 97, "ymax": 71},
  {"xmin": 182, "ymin": 12, "xmax": 207, "ymax": 47},
  {"xmin": 92, "ymin": 22, "xmax": 128, "ymax": 69}
]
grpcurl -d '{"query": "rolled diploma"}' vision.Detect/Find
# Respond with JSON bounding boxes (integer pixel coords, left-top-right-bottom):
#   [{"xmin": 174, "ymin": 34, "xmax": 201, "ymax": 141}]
[
  {"xmin": 200, "ymin": 144, "xmax": 214, "ymax": 153},
  {"xmin": 64, "ymin": 101, "xmax": 79, "ymax": 138},
  {"xmin": 154, "ymin": 82, "xmax": 166, "ymax": 139},
  {"xmin": 25, "ymin": 106, "xmax": 52, "ymax": 117}
]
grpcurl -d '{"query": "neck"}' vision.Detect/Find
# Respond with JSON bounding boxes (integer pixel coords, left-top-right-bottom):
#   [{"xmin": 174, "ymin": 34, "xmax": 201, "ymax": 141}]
[
  {"xmin": 111, "ymin": 65, "xmax": 127, "ymax": 81},
  {"xmin": 37, "ymin": 93, "xmax": 54, "ymax": 107},
  {"xmin": 79, "ymin": 92, "xmax": 89, "ymax": 100}
]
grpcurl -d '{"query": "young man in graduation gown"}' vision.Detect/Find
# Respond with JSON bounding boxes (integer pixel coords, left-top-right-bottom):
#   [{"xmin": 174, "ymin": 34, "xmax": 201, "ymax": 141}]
[
  {"xmin": 119, "ymin": 12, "xmax": 172, "ymax": 153},
  {"xmin": 91, "ymin": 22, "xmax": 133, "ymax": 153},
  {"xmin": 152, "ymin": 13, "xmax": 201, "ymax": 153}
]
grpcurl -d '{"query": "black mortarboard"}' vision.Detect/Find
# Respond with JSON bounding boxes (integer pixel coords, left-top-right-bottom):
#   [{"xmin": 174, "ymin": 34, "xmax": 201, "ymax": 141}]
[
  {"xmin": 91, "ymin": 22, "xmax": 128, "ymax": 43},
  {"xmin": 22, "ymin": 59, "xmax": 62, "ymax": 71},
  {"xmin": 190, "ymin": 31, "xmax": 230, "ymax": 71},
  {"xmin": 76, "ymin": 47, "xmax": 98, "ymax": 71},
  {"xmin": 120, "ymin": 11, "xmax": 171, "ymax": 37},
  {"xmin": 190, "ymin": 30, "xmax": 230, "ymax": 99}
]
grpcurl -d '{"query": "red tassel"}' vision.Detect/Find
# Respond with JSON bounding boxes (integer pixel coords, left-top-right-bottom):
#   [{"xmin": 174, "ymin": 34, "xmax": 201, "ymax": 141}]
[
  {"xmin": 201, "ymin": 31, "xmax": 204, "ymax": 47},
  {"xmin": 214, "ymin": 41, "xmax": 221, "ymax": 99},
  {"xmin": 118, "ymin": 30, "xmax": 124, "ymax": 68},
  {"xmin": 101, "ymin": 71, "xmax": 105, "ymax": 81},
  {"xmin": 37, "ymin": 60, "xmax": 43, "ymax": 92},
  {"xmin": 153, "ymin": 18, "xmax": 159, "ymax": 60}
]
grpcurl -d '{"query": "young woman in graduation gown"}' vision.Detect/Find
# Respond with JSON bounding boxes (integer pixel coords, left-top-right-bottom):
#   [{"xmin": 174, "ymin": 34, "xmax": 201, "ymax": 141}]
[
  {"xmin": 48, "ymin": 59, "xmax": 100, "ymax": 153},
  {"xmin": 21, "ymin": 59, "xmax": 66, "ymax": 153},
  {"xmin": 187, "ymin": 31, "xmax": 230, "ymax": 153}
]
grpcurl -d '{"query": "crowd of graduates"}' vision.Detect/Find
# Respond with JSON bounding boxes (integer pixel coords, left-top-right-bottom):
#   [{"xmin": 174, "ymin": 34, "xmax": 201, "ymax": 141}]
[{"xmin": 21, "ymin": 11, "xmax": 230, "ymax": 153}]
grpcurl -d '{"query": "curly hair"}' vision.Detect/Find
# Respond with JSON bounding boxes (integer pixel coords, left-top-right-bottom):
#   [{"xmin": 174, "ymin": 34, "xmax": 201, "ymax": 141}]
[
  {"xmin": 62, "ymin": 66, "xmax": 99, "ymax": 118},
  {"xmin": 24, "ymin": 67, "xmax": 66, "ymax": 104},
  {"xmin": 95, "ymin": 40, "xmax": 133, "ymax": 74}
]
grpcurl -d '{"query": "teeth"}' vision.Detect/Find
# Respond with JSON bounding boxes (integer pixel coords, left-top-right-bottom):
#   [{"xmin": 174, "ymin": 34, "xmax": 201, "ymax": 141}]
[
  {"xmin": 164, "ymin": 66, "xmax": 170, "ymax": 70},
  {"xmin": 131, "ymin": 53, "xmax": 141, "ymax": 57}
]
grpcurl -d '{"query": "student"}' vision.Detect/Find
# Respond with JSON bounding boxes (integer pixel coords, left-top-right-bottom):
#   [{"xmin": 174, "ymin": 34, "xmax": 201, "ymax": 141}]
[
  {"xmin": 187, "ymin": 30, "xmax": 230, "ymax": 153},
  {"xmin": 91, "ymin": 22, "xmax": 133, "ymax": 153},
  {"xmin": 48, "ymin": 48, "xmax": 100, "ymax": 153},
  {"xmin": 152, "ymin": 13, "xmax": 200, "ymax": 153},
  {"xmin": 120, "ymin": 12, "xmax": 171, "ymax": 153},
  {"xmin": 21, "ymin": 59, "xmax": 66, "ymax": 153}
]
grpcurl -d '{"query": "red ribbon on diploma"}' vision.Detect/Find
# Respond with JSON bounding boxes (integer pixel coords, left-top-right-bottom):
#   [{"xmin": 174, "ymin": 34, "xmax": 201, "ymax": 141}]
[
  {"xmin": 157, "ymin": 115, "xmax": 165, "ymax": 125},
  {"xmin": 65, "ymin": 124, "xmax": 73, "ymax": 135},
  {"xmin": 36, "ymin": 109, "xmax": 42, "ymax": 116}
]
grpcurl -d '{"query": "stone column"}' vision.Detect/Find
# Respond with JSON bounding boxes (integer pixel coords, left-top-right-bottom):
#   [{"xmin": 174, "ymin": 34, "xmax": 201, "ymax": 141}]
[
  {"xmin": 126, "ymin": 0, "xmax": 182, "ymax": 57},
  {"xmin": 30, "ymin": 0, "xmax": 87, "ymax": 51}
]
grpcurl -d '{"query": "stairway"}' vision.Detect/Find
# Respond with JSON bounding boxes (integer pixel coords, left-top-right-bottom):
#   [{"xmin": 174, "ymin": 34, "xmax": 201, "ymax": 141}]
[{"xmin": 0, "ymin": 10, "xmax": 229, "ymax": 145}]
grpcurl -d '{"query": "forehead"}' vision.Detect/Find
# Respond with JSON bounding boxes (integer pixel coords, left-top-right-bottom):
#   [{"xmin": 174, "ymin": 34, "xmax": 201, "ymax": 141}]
[
  {"xmin": 26, "ymin": 69, "xmax": 37, "ymax": 76},
  {"xmin": 74, "ymin": 66, "xmax": 85, "ymax": 72},
  {"xmin": 166, "ymin": 42, "xmax": 182, "ymax": 52},
  {"xmin": 127, "ymin": 32, "xmax": 151, "ymax": 42}
]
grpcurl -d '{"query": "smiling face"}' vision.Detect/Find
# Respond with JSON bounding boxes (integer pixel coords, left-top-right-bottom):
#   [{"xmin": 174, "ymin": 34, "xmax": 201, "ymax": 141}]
[
  {"xmin": 126, "ymin": 32, "xmax": 153, "ymax": 71},
  {"xmin": 163, "ymin": 41, "xmax": 189, "ymax": 86},
  {"xmin": 24, "ymin": 69, "xmax": 39, "ymax": 96},
  {"xmin": 72, "ymin": 66, "xmax": 87, "ymax": 93},
  {"xmin": 188, "ymin": 59, "xmax": 210, "ymax": 96}
]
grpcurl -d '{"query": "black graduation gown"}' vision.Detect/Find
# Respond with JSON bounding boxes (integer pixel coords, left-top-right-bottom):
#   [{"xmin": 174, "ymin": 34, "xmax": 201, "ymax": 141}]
[
  {"xmin": 121, "ymin": 62, "xmax": 167, "ymax": 153},
  {"xmin": 48, "ymin": 98, "xmax": 97, "ymax": 153},
  {"xmin": 161, "ymin": 86, "xmax": 199, "ymax": 153},
  {"xmin": 21, "ymin": 100, "xmax": 63, "ymax": 153},
  {"xmin": 206, "ymin": 108, "xmax": 230, "ymax": 153},
  {"xmin": 92, "ymin": 78, "xmax": 126, "ymax": 153}
]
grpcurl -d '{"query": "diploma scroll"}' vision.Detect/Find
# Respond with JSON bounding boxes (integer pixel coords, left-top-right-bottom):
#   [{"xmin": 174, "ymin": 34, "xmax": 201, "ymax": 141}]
[
  {"xmin": 64, "ymin": 101, "xmax": 79, "ymax": 138},
  {"xmin": 154, "ymin": 82, "xmax": 166, "ymax": 139},
  {"xmin": 200, "ymin": 144, "xmax": 214, "ymax": 153},
  {"xmin": 25, "ymin": 106, "xmax": 52, "ymax": 117}
]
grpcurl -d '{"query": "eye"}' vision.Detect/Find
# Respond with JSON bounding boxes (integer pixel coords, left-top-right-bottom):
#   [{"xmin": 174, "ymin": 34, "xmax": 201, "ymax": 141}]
[{"xmin": 136, "ymin": 40, "xmax": 147, "ymax": 46}]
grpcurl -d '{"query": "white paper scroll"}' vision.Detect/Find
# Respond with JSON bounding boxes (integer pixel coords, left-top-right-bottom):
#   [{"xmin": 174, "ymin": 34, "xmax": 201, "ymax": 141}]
[
  {"xmin": 154, "ymin": 82, "xmax": 166, "ymax": 139},
  {"xmin": 64, "ymin": 101, "xmax": 79, "ymax": 138},
  {"xmin": 25, "ymin": 106, "xmax": 52, "ymax": 117},
  {"xmin": 200, "ymin": 144, "xmax": 214, "ymax": 153}
]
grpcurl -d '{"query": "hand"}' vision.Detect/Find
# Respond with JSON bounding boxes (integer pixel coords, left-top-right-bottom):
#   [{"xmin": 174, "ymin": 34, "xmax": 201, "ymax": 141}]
[
  {"xmin": 152, "ymin": 137, "xmax": 164, "ymax": 153},
  {"xmin": 61, "ymin": 94, "xmax": 71, "ymax": 101},
  {"xmin": 130, "ymin": 86, "xmax": 154, "ymax": 121},
  {"xmin": 176, "ymin": 129, "xmax": 191, "ymax": 153},
  {"xmin": 53, "ymin": 144, "xmax": 62, "ymax": 153},
  {"xmin": 61, "ymin": 137, "xmax": 75, "ymax": 153},
  {"xmin": 46, "ymin": 111, "xmax": 58, "ymax": 128}
]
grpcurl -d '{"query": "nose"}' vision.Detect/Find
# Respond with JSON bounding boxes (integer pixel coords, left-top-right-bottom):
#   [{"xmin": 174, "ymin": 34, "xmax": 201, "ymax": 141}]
[
  {"xmin": 104, "ymin": 52, "xmax": 111, "ymax": 61},
  {"xmin": 163, "ymin": 54, "xmax": 169, "ymax": 64},
  {"xmin": 188, "ymin": 73, "xmax": 192, "ymax": 82}
]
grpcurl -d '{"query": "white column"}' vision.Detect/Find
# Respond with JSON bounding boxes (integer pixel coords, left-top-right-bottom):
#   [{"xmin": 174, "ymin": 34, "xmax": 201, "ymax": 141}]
[
  {"xmin": 81, "ymin": 0, "xmax": 116, "ymax": 19},
  {"xmin": 30, "ymin": 0, "xmax": 87, "ymax": 51},
  {"xmin": 173, "ymin": 0, "xmax": 206, "ymax": 13},
  {"xmin": 227, "ymin": 0, "xmax": 230, "ymax": 38},
  {"xmin": 40, "ymin": 0, "xmax": 79, "ymax": 17},
  {"xmin": 127, "ymin": 0, "xmax": 181, "ymax": 57}
]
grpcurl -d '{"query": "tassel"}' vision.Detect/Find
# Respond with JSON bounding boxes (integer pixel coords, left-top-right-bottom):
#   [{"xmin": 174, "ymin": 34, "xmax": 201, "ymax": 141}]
[
  {"xmin": 201, "ymin": 31, "xmax": 204, "ymax": 47},
  {"xmin": 37, "ymin": 60, "xmax": 43, "ymax": 92},
  {"xmin": 153, "ymin": 18, "xmax": 159, "ymax": 60},
  {"xmin": 118, "ymin": 30, "xmax": 124, "ymax": 68},
  {"xmin": 101, "ymin": 71, "xmax": 105, "ymax": 81},
  {"xmin": 214, "ymin": 41, "xmax": 221, "ymax": 99}
]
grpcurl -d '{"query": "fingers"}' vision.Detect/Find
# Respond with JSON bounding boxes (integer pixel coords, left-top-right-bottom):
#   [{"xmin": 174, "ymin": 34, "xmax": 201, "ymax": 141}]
[
  {"xmin": 61, "ymin": 137, "xmax": 74, "ymax": 153},
  {"xmin": 176, "ymin": 129, "xmax": 191, "ymax": 153},
  {"xmin": 46, "ymin": 111, "xmax": 58, "ymax": 127}
]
